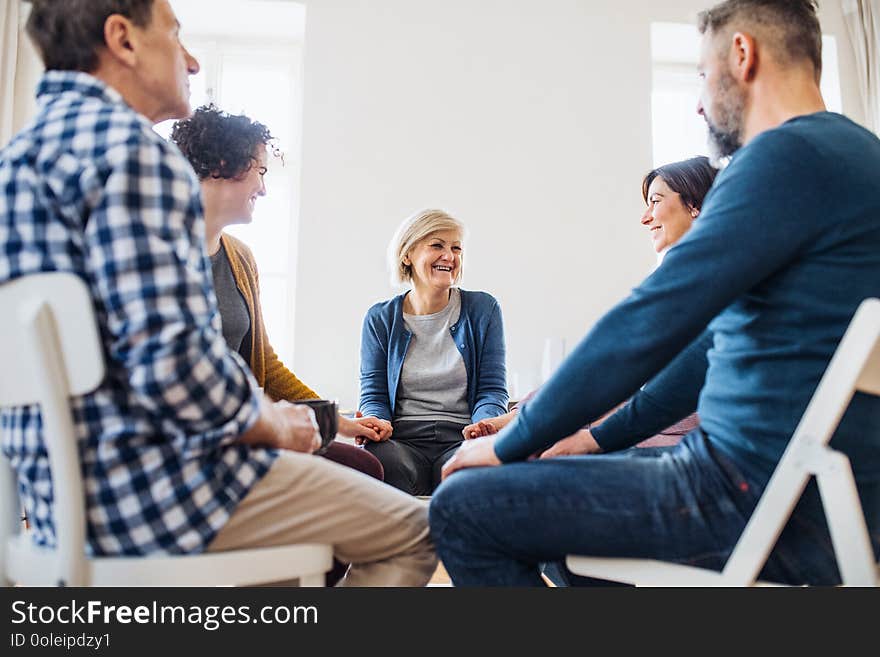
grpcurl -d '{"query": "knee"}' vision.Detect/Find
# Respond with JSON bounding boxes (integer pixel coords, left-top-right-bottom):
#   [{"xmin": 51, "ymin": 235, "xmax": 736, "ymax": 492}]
[
  {"xmin": 428, "ymin": 470, "xmax": 480, "ymax": 536},
  {"xmin": 432, "ymin": 468, "xmax": 481, "ymax": 503},
  {"xmin": 364, "ymin": 441, "xmax": 397, "ymax": 466},
  {"xmin": 366, "ymin": 443, "xmax": 417, "ymax": 493},
  {"xmin": 365, "ymin": 442, "xmax": 400, "ymax": 470},
  {"xmin": 354, "ymin": 449, "xmax": 384, "ymax": 481},
  {"xmin": 364, "ymin": 459, "xmax": 384, "ymax": 481},
  {"xmin": 323, "ymin": 442, "xmax": 385, "ymax": 481}
]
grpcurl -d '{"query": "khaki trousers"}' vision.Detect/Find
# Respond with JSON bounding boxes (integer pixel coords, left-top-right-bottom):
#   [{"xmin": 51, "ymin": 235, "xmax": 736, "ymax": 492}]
[{"xmin": 208, "ymin": 450, "xmax": 437, "ymax": 586}]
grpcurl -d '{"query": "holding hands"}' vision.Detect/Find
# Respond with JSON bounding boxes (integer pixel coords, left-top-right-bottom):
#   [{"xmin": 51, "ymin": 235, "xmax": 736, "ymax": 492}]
[
  {"xmin": 239, "ymin": 399, "xmax": 399, "ymax": 454},
  {"xmin": 348, "ymin": 412, "xmax": 393, "ymax": 446},
  {"xmin": 461, "ymin": 418, "xmax": 500, "ymax": 439}
]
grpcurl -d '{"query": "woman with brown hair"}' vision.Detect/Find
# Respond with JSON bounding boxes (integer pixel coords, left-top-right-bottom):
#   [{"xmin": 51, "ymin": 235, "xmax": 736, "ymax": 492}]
[
  {"xmin": 171, "ymin": 105, "xmax": 386, "ymax": 479},
  {"xmin": 462, "ymin": 156, "xmax": 719, "ymax": 457}
]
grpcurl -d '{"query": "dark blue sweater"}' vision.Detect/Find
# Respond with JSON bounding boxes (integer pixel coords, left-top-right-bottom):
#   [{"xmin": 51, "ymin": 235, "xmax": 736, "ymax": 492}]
[
  {"xmin": 590, "ymin": 330, "xmax": 711, "ymax": 452},
  {"xmin": 497, "ymin": 113, "xmax": 880, "ymax": 503}
]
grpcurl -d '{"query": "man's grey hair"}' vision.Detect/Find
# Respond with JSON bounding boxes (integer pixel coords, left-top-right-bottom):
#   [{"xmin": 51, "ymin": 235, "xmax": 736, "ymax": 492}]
[
  {"xmin": 697, "ymin": 0, "xmax": 822, "ymax": 79},
  {"xmin": 26, "ymin": 0, "xmax": 156, "ymax": 72}
]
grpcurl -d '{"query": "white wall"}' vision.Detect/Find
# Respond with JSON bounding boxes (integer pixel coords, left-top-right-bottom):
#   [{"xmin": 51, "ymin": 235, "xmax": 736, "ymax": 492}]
[{"xmin": 292, "ymin": 0, "xmax": 866, "ymax": 408}]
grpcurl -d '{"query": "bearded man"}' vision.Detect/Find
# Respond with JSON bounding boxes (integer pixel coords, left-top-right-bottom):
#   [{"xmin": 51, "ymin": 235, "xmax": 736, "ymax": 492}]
[{"xmin": 430, "ymin": 0, "xmax": 880, "ymax": 586}]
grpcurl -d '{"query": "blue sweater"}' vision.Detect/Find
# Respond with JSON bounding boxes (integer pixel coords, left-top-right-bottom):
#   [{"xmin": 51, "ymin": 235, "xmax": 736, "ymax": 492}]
[
  {"xmin": 359, "ymin": 289, "xmax": 508, "ymax": 423},
  {"xmin": 590, "ymin": 330, "xmax": 711, "ymax": 452},
  {"xmin": 497, "ymin": 113, "xmax": 880, "ymax": 504}
]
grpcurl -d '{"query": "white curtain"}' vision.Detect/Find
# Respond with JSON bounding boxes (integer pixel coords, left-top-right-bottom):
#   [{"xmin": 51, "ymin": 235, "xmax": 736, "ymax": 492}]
[
  {"xmin": 842, "ymin": 0, "xmax": 880, "ymax": 134},
  {"xmin": 0, "ymin": 0, "xmax": 21, "ymax": 146}
]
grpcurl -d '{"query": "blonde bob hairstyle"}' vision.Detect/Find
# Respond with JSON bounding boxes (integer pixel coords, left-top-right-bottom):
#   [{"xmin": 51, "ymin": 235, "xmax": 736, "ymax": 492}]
[{"xmin": 388, "ymin": 209, "xmax": 466, "ymax": 286}]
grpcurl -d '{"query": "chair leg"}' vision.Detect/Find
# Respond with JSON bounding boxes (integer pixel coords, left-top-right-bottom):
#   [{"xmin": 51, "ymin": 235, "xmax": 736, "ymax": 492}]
[{"xmin": 815, "ymin": 450, "xmax": 876, "ymax": 586}]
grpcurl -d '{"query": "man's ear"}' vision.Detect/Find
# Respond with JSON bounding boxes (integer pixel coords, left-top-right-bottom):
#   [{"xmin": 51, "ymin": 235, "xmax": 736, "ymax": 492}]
[
  {"xmin": 102, "ymin": 14, "xmax": 138, "ymax": 68},
  {"xmin": 729, "ymin": 31, "xmax": 758, "ymax": 83}
]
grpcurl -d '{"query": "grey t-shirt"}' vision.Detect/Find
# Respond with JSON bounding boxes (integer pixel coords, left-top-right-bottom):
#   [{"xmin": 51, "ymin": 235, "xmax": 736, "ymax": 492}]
[
  {"xmin": 396, "ymin": 288, "xmax": 470, "ymax": 424},
  {"xmin": 210, "ymin": 246, "xmax": 252, "ymax": 357}
]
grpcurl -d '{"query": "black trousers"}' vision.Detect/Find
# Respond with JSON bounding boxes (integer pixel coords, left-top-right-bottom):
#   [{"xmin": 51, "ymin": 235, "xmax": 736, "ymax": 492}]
[{"xmin": 365, "ymin": 419, "xmax": 466, "ymax": 495}]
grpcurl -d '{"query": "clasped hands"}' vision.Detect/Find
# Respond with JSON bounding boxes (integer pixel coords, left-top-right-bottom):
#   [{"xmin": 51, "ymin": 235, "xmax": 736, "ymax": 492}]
[
  {"xmin": 269, "ymin": 396, "xmax": 600, "ymax": 468},
  {"xmin": 346, "ymin": 412, "xmax": 393, "ymax": 446},
  {"xmin": 256, "ymin": 399, "xmax": 392, "ymax": 453}
]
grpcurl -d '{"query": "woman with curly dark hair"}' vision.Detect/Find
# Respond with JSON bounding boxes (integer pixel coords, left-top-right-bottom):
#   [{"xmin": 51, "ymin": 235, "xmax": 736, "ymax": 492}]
[{"xmin": 171, "ymin": 105, "xmax": 387, "ymax": 478}]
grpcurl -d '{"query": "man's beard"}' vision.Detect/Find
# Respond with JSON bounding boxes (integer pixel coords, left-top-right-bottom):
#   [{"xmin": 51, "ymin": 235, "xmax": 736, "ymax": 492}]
[
  {"xmin": 706, "ymin": 121, "xmax": 741, "ymax": 167},
  {"xmin": 705, "ymin": 69, "xmax": 746, "ymax": 167}
]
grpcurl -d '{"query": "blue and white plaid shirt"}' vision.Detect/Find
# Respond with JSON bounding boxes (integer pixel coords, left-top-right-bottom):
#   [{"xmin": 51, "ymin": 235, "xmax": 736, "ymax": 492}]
[{"xmin": 0, "ymin": 71, "xmax": 277, "ymax": 555}]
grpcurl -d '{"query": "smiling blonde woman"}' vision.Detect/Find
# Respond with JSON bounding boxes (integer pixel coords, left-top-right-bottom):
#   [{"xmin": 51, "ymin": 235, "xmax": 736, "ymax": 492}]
[{"xmin": 358, "ymin": 209, "xmax": 508, "ymax": 495}]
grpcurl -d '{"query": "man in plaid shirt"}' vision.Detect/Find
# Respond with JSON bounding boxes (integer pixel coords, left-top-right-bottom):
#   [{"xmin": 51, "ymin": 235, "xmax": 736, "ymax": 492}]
[{"xmin": 0, "ymin": 0, "xmax": 435, "ymax": 585}]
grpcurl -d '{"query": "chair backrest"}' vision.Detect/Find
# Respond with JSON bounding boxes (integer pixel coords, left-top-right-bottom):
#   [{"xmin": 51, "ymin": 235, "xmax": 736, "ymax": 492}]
[
  {"xmin": 0, "ymin": 273, "xmax": 104, "ymax": 404},
  {"xmin": 723, "ymin": 298, "xmax": 880, "ymax": 585},
  {"xmin": 0, "ymin": 272, "xmax": 105, "ymax": 585}
]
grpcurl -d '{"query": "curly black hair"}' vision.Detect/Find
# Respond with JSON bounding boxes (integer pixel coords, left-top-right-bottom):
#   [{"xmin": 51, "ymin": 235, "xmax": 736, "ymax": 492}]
[{"xmin": 170, "ymin": 105, "xmax": 279, "ymax": 180}]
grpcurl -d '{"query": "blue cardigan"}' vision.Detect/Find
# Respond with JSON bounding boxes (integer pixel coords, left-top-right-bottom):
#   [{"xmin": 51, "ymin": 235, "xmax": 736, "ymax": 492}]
[{"xmin": 359, "ymin": 289, "xmax": 508, "ymax": 423}]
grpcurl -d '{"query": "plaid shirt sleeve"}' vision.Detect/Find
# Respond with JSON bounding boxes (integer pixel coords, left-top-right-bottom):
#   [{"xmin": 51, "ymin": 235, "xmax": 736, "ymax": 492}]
[{"xmin": 83, "ymin": 132, "xmax": 261, "ymax": 458}]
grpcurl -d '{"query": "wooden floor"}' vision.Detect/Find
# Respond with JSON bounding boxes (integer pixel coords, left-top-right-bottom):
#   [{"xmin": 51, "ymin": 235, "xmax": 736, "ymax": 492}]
[
  {"xmin": 428, "ymin": 561, "xmax": 555, "ymax": 586},
  {"xmin": 429, "ymin": 561, "xmax": 451, "ymax": 586}
]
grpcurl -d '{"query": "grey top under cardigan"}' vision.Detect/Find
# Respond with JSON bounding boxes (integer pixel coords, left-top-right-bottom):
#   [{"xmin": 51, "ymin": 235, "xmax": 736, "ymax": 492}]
[
  {"xmin": 397, "ymin": 289, "xmax": 470, "ymax": 423},
  {"xmin": 359, "ymin": 288, "xmax": 508, "ymax": 423}
]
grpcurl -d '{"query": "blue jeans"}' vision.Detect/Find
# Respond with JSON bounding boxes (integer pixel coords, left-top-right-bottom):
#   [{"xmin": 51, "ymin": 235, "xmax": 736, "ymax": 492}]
[{"xmin": 429, "ymin": 431, "xmax": 846, "ymax": 586}]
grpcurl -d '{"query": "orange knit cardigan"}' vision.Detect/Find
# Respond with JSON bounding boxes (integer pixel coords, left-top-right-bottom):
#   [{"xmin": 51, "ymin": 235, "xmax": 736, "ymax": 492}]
[{"xmin": 219, "ymin": 233, "xmax": 319, "ymax": 402}]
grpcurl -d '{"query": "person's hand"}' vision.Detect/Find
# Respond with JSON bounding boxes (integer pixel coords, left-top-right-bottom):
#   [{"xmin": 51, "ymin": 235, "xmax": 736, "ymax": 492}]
[
  {"xmin": 462, "ymin": 419, "xmax": 498, "ymax": 440},
  {"xmin": 441, "ymin": 435, "xmax": 502, "ymax": 480},
  {"xmin": 352, "ymin": 412, "xmax": 393, "ymax": 446},
  {"xmin": 337, "ymin": 415, "xmax": 381, "ymax": 442},
  {"xmin": 274, "ymin": 401, "xmax": 322, "ymax": 454},
  {"xmin": 462, "ymin": 410, "xmax": 517, "ymax": 439},
  {"xmin": 539, "ymin": 429, "xmax": 602, "ymax": 459},
  {"xmin": 237, "ymin": 396, "xmax": 321, "ymax": 453}
]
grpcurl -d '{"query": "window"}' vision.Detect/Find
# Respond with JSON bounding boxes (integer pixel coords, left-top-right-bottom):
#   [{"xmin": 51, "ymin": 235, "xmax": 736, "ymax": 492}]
[
  {"xmin": 155, "ymin": 0, "xmax": 306, "ymax": 364},
  {"xmin": 650, "ymin": 22, "xmax": 842, "ymax": 167}
]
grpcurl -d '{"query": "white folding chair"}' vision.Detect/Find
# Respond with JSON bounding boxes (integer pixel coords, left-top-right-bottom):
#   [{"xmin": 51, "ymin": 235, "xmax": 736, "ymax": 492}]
[
  {"xmin": 566, "ymin": 298, "xmax": 880, "ymax": 587},
  {"xmin": 0, "ymin": 272, "xmax": 333, "ymax": 586}
]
